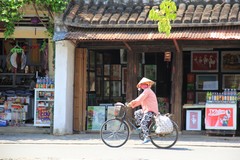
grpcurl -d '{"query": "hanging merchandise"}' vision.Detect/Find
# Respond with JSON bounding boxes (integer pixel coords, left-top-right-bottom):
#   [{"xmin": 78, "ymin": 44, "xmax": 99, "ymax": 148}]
[
  {"xmin": 9, "ymin": 44, "xmax": 27, "ymax": 71},
  {"xmin": 10, "ymin": 44, "xmax": 23, "ymax": 54}
]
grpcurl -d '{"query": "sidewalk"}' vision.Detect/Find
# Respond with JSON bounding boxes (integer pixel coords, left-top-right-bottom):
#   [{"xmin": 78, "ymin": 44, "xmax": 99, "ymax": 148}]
[{"xmin": 0, "ymin": 132, "xmax": 240, "ymax": 147}]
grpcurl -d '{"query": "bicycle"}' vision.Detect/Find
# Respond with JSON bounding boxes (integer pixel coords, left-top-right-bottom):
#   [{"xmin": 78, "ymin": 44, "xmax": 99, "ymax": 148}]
[{"xmin": 100, "ymin": 102, "xmax": 179, "ymax": 148}]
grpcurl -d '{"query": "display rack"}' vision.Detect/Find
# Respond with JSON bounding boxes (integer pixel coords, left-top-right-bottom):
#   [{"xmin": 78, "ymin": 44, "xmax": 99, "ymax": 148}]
[
  {"xmin": 34, "ymin": 88, "xmax": 54, "ymax": 126},
  {"xmin": 0, "ymin": 73, "xmax": 35, "ymax": 88}
]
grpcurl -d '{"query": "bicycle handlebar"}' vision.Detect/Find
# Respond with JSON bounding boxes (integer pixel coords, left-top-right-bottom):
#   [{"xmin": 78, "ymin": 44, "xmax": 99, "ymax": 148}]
[{"xmin": 114, "ymin": 102, "xmax": 130, "ymax": 108}]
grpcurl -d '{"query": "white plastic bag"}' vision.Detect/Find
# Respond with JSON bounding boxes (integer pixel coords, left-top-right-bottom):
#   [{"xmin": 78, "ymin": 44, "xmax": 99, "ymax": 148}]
[{"xmin": 155, "ymin": 114, "xmax": 173, "ymax": 134}]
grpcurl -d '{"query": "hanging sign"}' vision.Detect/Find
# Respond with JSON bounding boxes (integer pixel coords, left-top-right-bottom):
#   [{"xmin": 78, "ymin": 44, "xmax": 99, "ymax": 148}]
[{"xmin": 164, "ymin": 52, "xmax": 171, "ymax": 62}]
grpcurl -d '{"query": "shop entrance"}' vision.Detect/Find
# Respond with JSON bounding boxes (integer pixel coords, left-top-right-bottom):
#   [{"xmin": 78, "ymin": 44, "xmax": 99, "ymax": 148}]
[
  {"xmin": 84, "ymin": 50, "xmax": 172, "ymax": 131},
  {"xmin": 144, "ymin": 52, "xmax": 172, "ymax": 114},
  {"xmin": 0, "ymin": 38, "xmax": 50, "ymax": 129}
]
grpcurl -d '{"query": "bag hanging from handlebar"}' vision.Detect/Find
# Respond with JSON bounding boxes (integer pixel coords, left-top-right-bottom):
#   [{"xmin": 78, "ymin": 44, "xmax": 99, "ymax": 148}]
[{"xmin": 155, "ymin": 114, "xmax": 173, "ymax": 134}]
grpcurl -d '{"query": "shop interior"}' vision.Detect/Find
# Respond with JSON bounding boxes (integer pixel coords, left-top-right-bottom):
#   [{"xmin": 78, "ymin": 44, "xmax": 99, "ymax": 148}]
[{"xmin": 0, "ymin": 38, "xmax": 49, "ymax": 127}]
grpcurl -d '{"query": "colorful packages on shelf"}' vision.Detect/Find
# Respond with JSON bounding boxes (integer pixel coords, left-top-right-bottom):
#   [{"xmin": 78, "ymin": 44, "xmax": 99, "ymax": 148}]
[
  {"xmin": 206, "ymin": 88, "xmax": 237, "ymax": 103},
  {"xmin": 35, "ymin": 77, "xmax": 54, "ymax": 89}
]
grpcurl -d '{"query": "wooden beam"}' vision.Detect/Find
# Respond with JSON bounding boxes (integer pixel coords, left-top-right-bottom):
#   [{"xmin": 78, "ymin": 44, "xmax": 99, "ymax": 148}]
[
  {"xmin": 132, "ymin": 45, "xmax": 175, "ymax": 53},
  {"xmin": 173, "ymin": 39, "xmax": 181, "ymax": 53},
  {"xmin": 76, "ymin": 39, "xmax": 240, "ymax": 53},
  {"xmin": 123, "ymin": 41, "xmax": 133, "ymax": 52},
  {"xmin": 70, "ymin": 40, "xmax": 77, "ymax": 47},
  {"xmin": 181, "ymin": 40, "xmax": 240, "ymax": 49}
]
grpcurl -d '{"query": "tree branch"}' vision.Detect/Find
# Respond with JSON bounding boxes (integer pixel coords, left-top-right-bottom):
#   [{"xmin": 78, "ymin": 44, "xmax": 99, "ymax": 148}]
[{"xmin": 32, "ymin": 3, "xmax": 48, "ymax": 29}]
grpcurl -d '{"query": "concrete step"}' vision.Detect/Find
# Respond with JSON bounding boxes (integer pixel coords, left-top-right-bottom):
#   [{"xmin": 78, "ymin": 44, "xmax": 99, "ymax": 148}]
[{"xmin": 0, "ymin": 124, "xmax": 51, "ymax": 134}]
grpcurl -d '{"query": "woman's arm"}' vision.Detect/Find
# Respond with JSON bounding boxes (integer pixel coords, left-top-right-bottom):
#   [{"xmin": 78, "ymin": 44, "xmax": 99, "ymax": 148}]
[{"xmin": 129, "ymin": 90, "xmax": 148, "ymax": 108}]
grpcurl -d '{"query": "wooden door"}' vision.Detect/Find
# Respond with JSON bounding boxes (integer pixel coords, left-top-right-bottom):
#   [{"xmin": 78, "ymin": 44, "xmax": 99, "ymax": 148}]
[{"xmin": 73, "ymin": 48, "xmax": 87, "ymax": 131}]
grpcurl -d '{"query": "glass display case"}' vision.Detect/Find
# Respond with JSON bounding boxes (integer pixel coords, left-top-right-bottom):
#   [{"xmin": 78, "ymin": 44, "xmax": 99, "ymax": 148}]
[{"xmin": 34, "ymin": 88, "xmax": 54, "ymax": 126}]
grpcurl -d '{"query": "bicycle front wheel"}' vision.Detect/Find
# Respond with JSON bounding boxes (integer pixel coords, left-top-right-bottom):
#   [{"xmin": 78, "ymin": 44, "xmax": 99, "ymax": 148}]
[
  {"xmin": 149, "ymin": 120, "xmax": 178, "ymax": 149},
  {"xmin": 100, "ymin": 118, "xmax": 130, "ymax": 148}
]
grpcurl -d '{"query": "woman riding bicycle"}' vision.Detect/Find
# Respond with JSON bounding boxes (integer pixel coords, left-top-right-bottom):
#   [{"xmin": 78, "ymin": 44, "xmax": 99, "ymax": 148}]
[{"xmin": 128, "ymin": 77, "xmax": 159, "ymax": 144}]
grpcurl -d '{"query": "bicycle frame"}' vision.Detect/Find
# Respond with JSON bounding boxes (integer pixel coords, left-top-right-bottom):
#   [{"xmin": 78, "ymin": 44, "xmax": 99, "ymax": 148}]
[
  {"xmin": 115, "ymin": 106, "xmax": 139, "ymax": 131},
  {"xmin": 116, "ymin": 106, "xmax": 155, "ymax": 134}
]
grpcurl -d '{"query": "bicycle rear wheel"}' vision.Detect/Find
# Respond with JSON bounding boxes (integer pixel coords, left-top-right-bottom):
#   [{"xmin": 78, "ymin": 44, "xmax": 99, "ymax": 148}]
[
  {"xmin": 100, "ymin": 118, "xmax": 130, "ymax": 148},
  {"xmin": 149, "ymin": 120, "xmax": 178, "ymax": 149}
]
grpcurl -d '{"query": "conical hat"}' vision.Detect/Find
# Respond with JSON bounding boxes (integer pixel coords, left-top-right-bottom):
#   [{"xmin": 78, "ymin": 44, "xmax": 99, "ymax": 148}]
[{"xmin": 136, "ymin": 77, "xmax": 155, "ymax": 88}]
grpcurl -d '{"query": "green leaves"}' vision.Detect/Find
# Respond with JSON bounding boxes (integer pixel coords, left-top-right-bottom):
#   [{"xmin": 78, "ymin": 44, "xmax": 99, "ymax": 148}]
[
  {"xmin": 34, "ymin": 0, "xmax": 69, "ymax": 13},
  {"xmin": 0, "ymin": 0, "xmax": 70, "ymax": 39},
  {"xmin": 0, "ymin": 0, "xmax": 25, "ymax": 39},
  {"xmin": 148, "ymin": 0, "xmax": 177, "ymax": 36}
]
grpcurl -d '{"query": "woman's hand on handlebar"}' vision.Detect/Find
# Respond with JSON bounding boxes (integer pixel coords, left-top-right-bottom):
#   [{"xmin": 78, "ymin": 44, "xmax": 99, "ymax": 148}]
[{"xmin": 125, "ymin": 102, "xmax": 132, "ymax": 108}]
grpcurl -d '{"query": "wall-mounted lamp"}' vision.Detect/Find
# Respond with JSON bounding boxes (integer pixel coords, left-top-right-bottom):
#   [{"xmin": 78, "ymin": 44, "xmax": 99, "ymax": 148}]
[{"xmin": 164, "ymin": 52, "xmax": 171, "ymax": 62}]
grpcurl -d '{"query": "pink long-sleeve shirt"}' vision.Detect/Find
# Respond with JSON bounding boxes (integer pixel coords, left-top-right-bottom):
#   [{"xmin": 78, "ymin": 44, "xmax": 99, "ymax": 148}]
[{"xmin": 130, "ymin": 88, "xmax": 159, "ymax": 114}]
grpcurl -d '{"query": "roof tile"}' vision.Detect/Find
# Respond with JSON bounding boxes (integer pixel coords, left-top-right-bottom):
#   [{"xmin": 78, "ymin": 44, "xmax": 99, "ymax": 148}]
[
  {"xmin": 63, "ymin": 2, "xmax": 240, "ymax": 28},
  {"xmin": 229, "ymin": 3, "xmax": 239, "ymax": 22},
  {"xmin": 201, "ymin": 4, "xmax": 212, "ymax": 23},
  {"xmin": 220, "ymin": 4, "xmax": 231, "ymax": 22},
  {"xmin": 211, "ymin": 4, "xmax": 221, "ymax": 23},
  {"xmin": 192, "ymin": 5, "xmax": 204, "ymax": 23},
  {"xmin": 57, "ymin": 1, "xmax": 240, "ymax": 41}
]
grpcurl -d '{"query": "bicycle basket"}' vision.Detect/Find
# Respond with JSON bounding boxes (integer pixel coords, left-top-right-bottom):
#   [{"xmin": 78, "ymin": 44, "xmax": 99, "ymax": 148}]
[{"xmin": 114, "ymin": 103, "xmax": 125, "ymax": 118}]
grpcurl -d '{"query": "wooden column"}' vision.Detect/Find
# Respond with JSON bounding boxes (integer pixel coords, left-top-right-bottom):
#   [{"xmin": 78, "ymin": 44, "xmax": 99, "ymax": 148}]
[
  {"xmin": 73, "ymin": 48, "xmax": 87, "ymax": 132},
  {"xmin": 126, "ymin": 50, "xmax": 138, "ymax": 102},
  {"xmin": 171, "ymin": 39, "xmax": 183, "ymax": 130},
  {"xmin": 125, "ymin": 43, "xmax": 139, "ymax": 119}
]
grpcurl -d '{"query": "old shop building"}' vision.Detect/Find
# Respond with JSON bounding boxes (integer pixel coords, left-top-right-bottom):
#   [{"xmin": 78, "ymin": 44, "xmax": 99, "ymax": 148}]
[
  {"xmin": 53, "ymin": 0, "xmax": 240, "ymax": 135},
  {"xmin": 0, "ymin": 5, "xmax": 54, "ymax": 133}
]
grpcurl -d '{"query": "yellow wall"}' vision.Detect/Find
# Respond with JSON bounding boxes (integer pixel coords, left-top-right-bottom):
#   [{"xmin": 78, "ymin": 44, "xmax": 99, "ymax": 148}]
[{"xmin": 0, "ymin": 27, "xmax": 48, "ymax": 39}]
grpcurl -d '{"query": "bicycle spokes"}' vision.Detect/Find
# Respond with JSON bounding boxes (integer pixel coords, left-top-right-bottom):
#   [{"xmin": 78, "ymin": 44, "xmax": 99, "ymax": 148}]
[{"xmin": 100, "ymin": 119, "xmax": 130, "ymax": 148}]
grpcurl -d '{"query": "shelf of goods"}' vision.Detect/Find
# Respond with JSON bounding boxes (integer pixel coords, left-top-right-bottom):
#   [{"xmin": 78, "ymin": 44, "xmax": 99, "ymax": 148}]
[
  {"xmin": 0, "ymin": 73, "xmax": 34, "ymax": 88},
  {"xmin": 34, "ymin": 88, "xmax": 54, "ymax": 127},
  {"xmin": 0, "ymin": 96, "xmax": 30, "ymax": 127}
]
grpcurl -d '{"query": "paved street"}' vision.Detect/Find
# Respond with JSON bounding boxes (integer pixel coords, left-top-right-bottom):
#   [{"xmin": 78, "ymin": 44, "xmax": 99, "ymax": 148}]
[
  {"xmin": 0, "ymin": 133, "xmax": 240, "ymax": 160},
  {"xmin": 0, "ymin": 133, "xmax": 240, "ymax": 147},
  {"xmin": 1, "ymin": 143, "xmax": 240, "ymax": 160}
]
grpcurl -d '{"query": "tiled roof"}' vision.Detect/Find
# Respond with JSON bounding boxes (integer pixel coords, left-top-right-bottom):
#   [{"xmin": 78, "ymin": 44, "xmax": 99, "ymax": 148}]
[
  {"xmin": 54, "ymin": 1, "xmax": 240, "ymax": 41},
  {"xmin": 64, "ymin": 26, "xmax": 240, "ymax": 41},
  {"xmin": 63, "ymin": 1, "xmax": 240, "ymax": 28}
]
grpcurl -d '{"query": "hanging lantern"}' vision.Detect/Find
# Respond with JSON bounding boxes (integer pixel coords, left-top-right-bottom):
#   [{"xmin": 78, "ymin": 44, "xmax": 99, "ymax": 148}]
[
  {"xmin": 31, "ymin": 17, "xmax": 40, "ymax": 25},
  {"xmin": 164, "ymin": 52, "xmax": 171, "ymax": 62}
]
